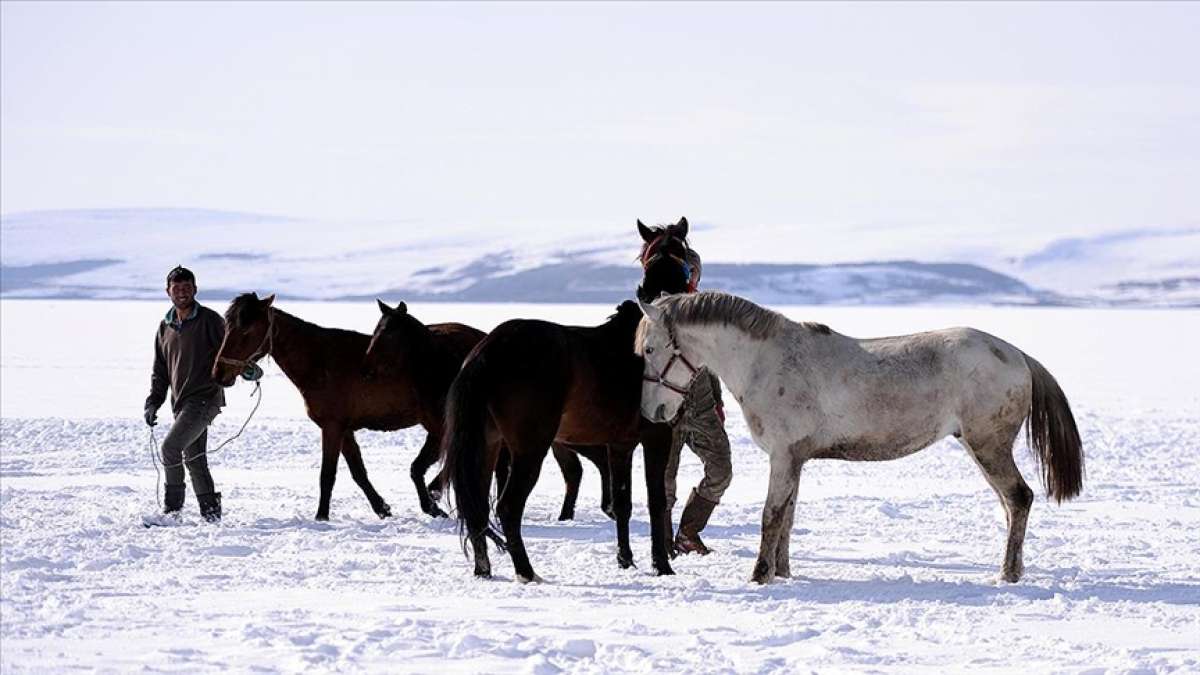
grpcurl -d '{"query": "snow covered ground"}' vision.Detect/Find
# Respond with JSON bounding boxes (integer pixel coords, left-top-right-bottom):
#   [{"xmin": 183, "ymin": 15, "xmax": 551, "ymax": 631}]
[{"xmin": 2, "ymin": 300, "xmax": 1198, "ymax": 672}]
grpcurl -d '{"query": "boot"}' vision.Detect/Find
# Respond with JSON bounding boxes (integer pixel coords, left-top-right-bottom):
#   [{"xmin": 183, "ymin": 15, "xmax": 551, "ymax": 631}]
[
  {"xmin": 674, "ymin": 489, "xmax": 718, "ymax": 555},
  {"xmin": 163, "ymin": 484, "xmax": 186, "ymax": 514},
  {"xmin": 197, "ymin": 492, "xmax": 222, "ymax": 523}
]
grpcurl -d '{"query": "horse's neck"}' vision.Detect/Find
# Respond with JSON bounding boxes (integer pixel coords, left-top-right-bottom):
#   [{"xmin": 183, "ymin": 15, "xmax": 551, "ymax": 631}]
[
  {"xmin": 267, "ymin": 309, "xmax": 321, "ymax": 388},
  {"xmin": 677, "ymin": 322, "xmax": 757, "ymax": 401}
]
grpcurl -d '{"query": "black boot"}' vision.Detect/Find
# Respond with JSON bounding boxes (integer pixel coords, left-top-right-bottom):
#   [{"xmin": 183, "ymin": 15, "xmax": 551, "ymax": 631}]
[
  {"xmin": 164, "ymin": 484, "xmax": 186, "ymax": 514},
  {"xmin": 197, "ymin": 492, "xmax": 222, "ymax": 523},
  {"xmin": 674, "ymin": 489, "xmax": 718, "ymax": 555}
]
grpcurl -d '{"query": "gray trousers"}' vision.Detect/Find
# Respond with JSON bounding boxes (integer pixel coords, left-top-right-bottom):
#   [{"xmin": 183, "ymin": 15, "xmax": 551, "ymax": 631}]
[
  {"xmin": 161, "ymin": 397, "xmax": 221, "ymax": 495},
  {"xmin": 664, "ymin": 370, "xmax": 733, "ymax": 511}
]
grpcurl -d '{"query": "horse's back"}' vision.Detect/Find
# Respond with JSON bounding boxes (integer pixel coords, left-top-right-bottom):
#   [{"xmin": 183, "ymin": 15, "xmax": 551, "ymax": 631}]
[
  {"xmin": 785, "ymin": 326, "xmax": 1031, "ymax": 459},
  {"xmin": 428, "ymin": 322, "xmax": 487, "ymax": 362}
]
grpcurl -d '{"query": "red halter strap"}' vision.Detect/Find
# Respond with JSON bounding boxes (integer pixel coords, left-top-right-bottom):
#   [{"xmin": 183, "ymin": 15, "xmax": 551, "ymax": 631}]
[{"xmin": 641, "ymin": 233, "xmax": 698, "ymax": 292}]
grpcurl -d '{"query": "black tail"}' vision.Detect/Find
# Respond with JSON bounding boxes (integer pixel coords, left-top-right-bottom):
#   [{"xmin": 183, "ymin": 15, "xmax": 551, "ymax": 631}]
[
  {"xmin": 1023, "ymin": 354, "xmax": 1085, "ymax": 503},
  {"xmin": 440, "ymin": 354, "xmax": 505, "ymax": 553}
]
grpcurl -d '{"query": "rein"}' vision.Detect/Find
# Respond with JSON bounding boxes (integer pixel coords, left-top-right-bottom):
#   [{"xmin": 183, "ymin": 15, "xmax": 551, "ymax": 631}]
[{"xmin": 147, "ymin": 380, "xmax": 264, "ymax": 508}]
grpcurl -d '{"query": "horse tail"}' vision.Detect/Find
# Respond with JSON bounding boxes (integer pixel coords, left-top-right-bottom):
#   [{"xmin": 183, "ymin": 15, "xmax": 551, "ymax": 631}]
[
  {"xmin": 1022, "ymin": 353, "xmax": 1084, "ymax": 503},
  {"xmin": 440, "ymin": 352, "xmax": 505, "ymax": 553}
]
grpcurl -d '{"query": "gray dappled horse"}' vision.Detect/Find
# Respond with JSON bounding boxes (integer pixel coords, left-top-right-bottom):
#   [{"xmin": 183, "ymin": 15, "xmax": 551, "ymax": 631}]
[{"xmin": 636, "ymin": 292, "xmax": 1084, "ymax": 584}]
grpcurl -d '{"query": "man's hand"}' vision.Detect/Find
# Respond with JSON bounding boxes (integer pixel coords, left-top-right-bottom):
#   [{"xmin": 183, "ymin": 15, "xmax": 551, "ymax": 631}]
[{"xmin": 144, "ymin": 406, "xmax": 158, "ymax": 427}]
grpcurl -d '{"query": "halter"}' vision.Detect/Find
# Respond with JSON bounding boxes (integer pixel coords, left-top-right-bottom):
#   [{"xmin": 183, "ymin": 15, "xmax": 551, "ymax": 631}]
[
  {"xmin": 216, "ymin": 307, "xmax": 275, "ymax": 372},
  {"xmin": 641, "ymin": 233, "xmax": 698, "ymax": 293},
  {"xmin": 642, "ymin": 324, "xmax": 700, "ymax": 398}
]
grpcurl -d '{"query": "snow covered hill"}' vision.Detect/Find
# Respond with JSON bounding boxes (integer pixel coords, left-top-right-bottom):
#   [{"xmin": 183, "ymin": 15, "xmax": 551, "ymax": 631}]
[{"xmin": 2, "ymin": 209, "xmax": 1196, "ymax": 306}]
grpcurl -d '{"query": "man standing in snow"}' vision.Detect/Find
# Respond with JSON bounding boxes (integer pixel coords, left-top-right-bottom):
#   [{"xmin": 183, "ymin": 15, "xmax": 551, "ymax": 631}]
[{"xmin": 143, "ymin": 265, "xmax": 226, "ymax": 522}]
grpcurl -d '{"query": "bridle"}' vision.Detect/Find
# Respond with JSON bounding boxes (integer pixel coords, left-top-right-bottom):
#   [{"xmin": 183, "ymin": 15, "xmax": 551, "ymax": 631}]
[
  {"xmin": 640, "ymin": 233, "xmax": 696, "ymax": 292},
  {"xmin": 642, "ymin": 323, "xmax": 700, "ymax": 398},
  {"xmin": 216, "ymin": 308, "xmax": 275, "ymax": 373}
]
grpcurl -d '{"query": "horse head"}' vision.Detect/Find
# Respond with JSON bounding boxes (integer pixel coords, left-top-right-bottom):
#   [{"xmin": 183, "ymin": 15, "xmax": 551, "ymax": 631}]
[
  {"xmin": 213, "ymin": 292, "xmax": 275, "ymax": 387},
  {"xmin": 635, "ymin": 296, "xmax": 698, "ymax": 424},
  {"xmin": 363, "ymin": 299, "xmax": 427, "ymax": 380},
  {"xmin": 636, "ymin": 217, "xmax": 693, "ymax": 303}
]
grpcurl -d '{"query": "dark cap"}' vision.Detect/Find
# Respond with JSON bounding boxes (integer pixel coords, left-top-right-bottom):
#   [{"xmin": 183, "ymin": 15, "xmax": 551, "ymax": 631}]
[{"xmin": 166, "ymin": 265, "xmax": 196, "ymax": 285}]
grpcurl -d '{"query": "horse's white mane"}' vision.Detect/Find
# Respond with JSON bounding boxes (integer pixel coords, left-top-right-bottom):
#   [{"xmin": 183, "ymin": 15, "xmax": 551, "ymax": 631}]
[{"xmin": 636, "ymin": 291, "xmax": 799, "ymax": 350}]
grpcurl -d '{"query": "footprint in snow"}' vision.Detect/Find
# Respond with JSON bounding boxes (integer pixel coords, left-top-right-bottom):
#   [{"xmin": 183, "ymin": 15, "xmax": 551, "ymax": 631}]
[{"xmin": 203, "ymin": 545, "xmax": 256, "ymax": 557}]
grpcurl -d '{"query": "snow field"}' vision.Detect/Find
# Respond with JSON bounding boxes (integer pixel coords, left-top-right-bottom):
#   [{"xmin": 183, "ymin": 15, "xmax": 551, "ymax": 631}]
[{"xmin": 2, "ymin": 301, "xmax": 1198, "ymax": 672}]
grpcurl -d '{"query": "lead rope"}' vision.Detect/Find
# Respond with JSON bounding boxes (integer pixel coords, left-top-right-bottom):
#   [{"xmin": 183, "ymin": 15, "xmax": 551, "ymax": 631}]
[{"xmin": 148, "ymin": 380, "xmax": 264, "ymax": 508}]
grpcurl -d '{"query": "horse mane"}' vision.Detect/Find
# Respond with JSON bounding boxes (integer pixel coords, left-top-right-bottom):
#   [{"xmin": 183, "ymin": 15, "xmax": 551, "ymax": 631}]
[
  {"xmin": 647, "ymin": 291, "xmax": 788, "ymax": 341},
  {"xmin": 607, "ymin": 300, "xmax": 643, "ymax": 333},
  {"xmin": 225, "ymin": 292, "xmax": 264, "ymax": 328}
]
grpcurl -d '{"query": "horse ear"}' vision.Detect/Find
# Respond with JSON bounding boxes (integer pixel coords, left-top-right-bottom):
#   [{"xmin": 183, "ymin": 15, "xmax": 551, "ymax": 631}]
[
  {"xmin": 396, "ymin": 301, "xmax": 407, "ymax": 315},
  {"xmin": 673, "ymin": 217, "xmax": 689, "ymax": 238},
  {"xmin": 377, "ymin": 299, "xmax": 391, "ymax": 316},
  {"xmin": 638, "ymin": 298, "xmax": 664, "ymax": 322},
  {"xmin": 637, "ymin": 219, "xmax": 655, "ymax": 242},
  {"xmin": 262, "ymin": 294, "xmax": 276, "ymax": 308}
]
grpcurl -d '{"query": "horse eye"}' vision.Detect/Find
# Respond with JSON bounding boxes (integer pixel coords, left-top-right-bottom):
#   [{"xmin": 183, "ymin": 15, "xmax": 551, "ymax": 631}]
[{"xmin": 645, "ymin": 347, "xmax": 655, "ymax": 354}]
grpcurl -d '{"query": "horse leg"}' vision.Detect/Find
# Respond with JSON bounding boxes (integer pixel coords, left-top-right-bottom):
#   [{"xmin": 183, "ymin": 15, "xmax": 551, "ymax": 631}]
[
  {"xmin": 641, "ymin": 422, "xmax": 676, "ymax": 576},
  {"xmin": 410, "ymin": 433, "xmax": 448, "ymax": 518},
  {"xmin": 962, "ymin": 429, "xmax": 1033, "ymax": 582},
  {"xmin": 773, "ymin": 474, "xmax": 801, "ymax": 578},
  {"xmin": 574, "ymin": 445, "xmax": 614, "ymax": 520},
  {"xmin": 551, "ymin": 444, "xmax": 583, "ymax": 521},
  {"xmin": 752, "ymin": 450, "xmax": 801, "ymax": 584},
  {"xmin": 316, "ymin": 425, "xmax": 343, "ymax": 521},
  {"xmin": 341, "ymin": 431, "xmax": 392, "ymax": 518},
  {"xmin": 496, "ymin": 443, "xmax": 550, "ymax": 583},
  {"xmin": 607, "ymin": 443, "xmax": 636, "ymax": 569},
  {"xmin": 494, "ymin": 446, "xmax": 512, "ymax": 497}
]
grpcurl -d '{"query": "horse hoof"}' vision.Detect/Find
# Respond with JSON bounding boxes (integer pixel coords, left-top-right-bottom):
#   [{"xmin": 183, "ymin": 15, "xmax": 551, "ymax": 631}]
[
  {"xmin": 653, "ymin": 561, "xmax": 675, "ymax": 576},
  {"xmin": 557, "ymin": 510, "xmax": 575, "ymax": 521},
  {"xmin": 751, "ymin": 560, "xmax": 773, "ymax": 584},
  {"xmin": 602, "ymin": 506, "xmax": 617, "ymax": 521},
  {"xmin": 516, "ymin": 573, "xmax": 545, "ymax": 584},
  {"xmin": 428, "ymin": 506, "xmax": 449, "ymax": 519},
  {"xmin": 376, "ymin": 505, "xmax": 392, "ymax": 519},
  {"xmin": 617, "ymin": 553, "xmax": 635, "ymax": 569},
  {"xmin": 315, "ymin": 513, "xmax": 330, "ymax": 522}
]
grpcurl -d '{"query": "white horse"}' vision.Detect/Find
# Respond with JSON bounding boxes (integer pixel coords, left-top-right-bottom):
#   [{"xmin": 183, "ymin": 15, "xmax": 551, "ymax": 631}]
[{"xmin": 635, "ymin": 292, "xmax": 1084, "ymax": 584}]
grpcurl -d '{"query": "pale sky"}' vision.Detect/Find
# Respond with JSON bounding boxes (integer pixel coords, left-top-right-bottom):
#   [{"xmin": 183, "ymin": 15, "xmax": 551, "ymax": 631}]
[{"xmin": 3, "ymin": 1, "xmax": 1198, "ymax": 244}]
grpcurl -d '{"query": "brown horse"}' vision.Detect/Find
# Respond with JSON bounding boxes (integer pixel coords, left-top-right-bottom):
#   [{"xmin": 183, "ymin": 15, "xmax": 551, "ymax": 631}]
[
  {"xmin": 363, "ymin": 300, "xmax": 616, "ymax": 522},
  {"xmin": 212, "ymin": 293, "xmax": 484, "ymax": 520},
  {"xmin": 441, "ymin": 300, "xmax": 675, "ymax": 582}
]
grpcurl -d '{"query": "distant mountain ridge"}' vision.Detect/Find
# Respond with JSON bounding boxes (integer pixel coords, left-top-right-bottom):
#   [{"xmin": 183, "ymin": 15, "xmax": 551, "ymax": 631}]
[{"xmin": 1, "ymin": 208, "xmax": 1195, "ymax": 306}]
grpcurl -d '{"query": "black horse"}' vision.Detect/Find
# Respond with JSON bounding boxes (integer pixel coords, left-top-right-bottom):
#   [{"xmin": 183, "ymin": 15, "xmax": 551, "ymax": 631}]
[
  {"xmin": 363, "ymin": 300, "xmax": 616, "ymax": 522},
  {"xmin": 637, "ymin": 217, "xmax": 694, "ymax": 302},
  {"xmin": 438, "ymin": 220, "xmax": 693, "ymax": 582}
]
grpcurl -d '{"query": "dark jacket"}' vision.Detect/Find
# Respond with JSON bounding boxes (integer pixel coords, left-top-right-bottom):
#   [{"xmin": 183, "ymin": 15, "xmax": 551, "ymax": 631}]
[{"xmin": 146, "ymin": 304, "xmax": 226, "ymax": 414}]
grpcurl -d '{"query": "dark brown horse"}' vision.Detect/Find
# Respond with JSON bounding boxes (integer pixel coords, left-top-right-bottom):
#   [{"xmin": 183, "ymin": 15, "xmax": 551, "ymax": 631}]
[
  {"xmin": 441, "ymin": 300, "xmax": 675, "ymax": 582},
  {"xmin": 364, "ymin": 300, "xmax": 616, "ymax": 522},
  {"xmin": 212, "ymin": 293, "xmax": 484, "ymax": 520}
]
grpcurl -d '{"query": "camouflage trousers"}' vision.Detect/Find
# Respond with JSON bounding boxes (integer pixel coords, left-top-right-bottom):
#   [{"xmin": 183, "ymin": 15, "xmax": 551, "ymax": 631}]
[{"xmin": 664, "ymin": 370, "xmax": 732, "ymax": 511}]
